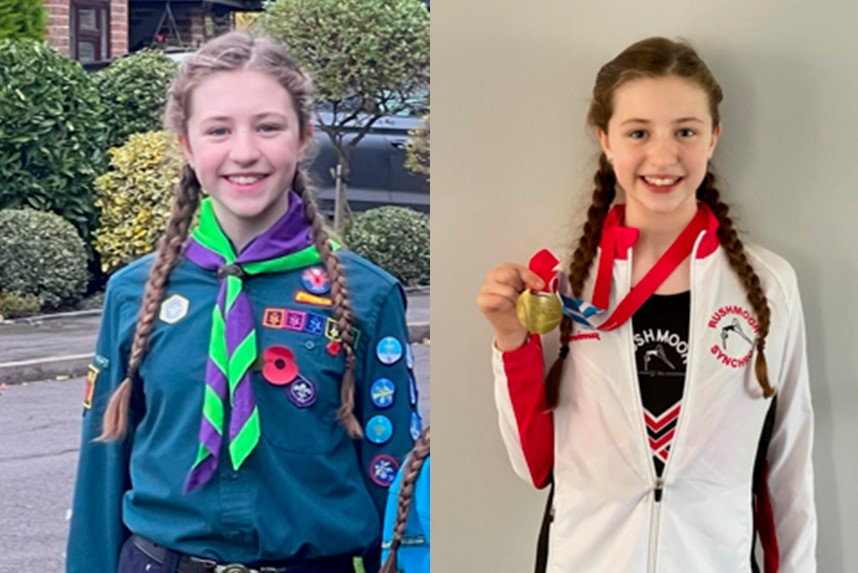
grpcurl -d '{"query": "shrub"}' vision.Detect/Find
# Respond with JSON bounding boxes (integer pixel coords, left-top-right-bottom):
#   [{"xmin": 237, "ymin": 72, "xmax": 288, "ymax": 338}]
[
  {"xmin": 95, "ymin": 50, "xmax": 178, "ymax": 150},
  {"xmin": 0, "ymin": 39, "xmax": 106, "ymax": 239},
  {"xmin": 93, "ymin": 131, "xmax": 185, "ymax": 273},
  {"xmin": 0, "ymin": 0, "xmax": 47, "ymax": 41},
  {"xmin": 0, "ymin": 209, "xmax": 90, "ymax": 309},
  {"xmin": 345, "ymin": 207, "xmax": 429, "ymax": 286},
  {"xmin": 0, "ymin": 292, "xmax": 41, "ymax": 319}
]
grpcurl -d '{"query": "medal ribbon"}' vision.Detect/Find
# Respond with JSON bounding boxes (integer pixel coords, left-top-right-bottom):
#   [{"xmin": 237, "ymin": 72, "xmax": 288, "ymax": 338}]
[
  {"xmin": 561, "ymin": 205, "xmax": 709, "ymax": 332},
  {"xmin": 182, "ymin": 191, "xmax": 334, "ymax": 493}
]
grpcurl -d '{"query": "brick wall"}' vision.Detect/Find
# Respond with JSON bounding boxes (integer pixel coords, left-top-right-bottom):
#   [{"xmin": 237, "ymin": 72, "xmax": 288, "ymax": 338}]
[
  {"xmin": 110, "ymin": 0, "xmax": 128, "ymax": 57},
  {"xmin": 45, "ymin": 0, "xmax": 70, "ymax": 56},
  {"xmin": 44, "ymin": 0, "xmax": 128, "ymax": 60}
]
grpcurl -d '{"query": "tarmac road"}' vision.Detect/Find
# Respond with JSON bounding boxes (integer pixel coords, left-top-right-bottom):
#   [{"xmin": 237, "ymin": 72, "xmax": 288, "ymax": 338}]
[{"xmin": 0, "ymin": 341, "xmax": 429, "ymax": 572}]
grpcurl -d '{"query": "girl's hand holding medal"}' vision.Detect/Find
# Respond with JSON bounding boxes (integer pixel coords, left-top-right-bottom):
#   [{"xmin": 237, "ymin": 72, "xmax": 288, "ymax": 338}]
[{"xmin": 477, "ymin": 250, "xmax": 564, "ymax": 351}]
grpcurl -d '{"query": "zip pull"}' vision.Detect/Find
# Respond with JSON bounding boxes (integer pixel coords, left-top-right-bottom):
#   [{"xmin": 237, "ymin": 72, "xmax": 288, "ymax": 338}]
[{"xmin": 654, "ymin": 478, "xmax": 664, "ymax": 503}]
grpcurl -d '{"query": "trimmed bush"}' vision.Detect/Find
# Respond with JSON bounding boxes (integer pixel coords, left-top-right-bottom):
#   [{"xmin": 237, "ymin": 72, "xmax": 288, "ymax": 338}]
[
  {"xmin": 0, "ymin": 292, "xmax": 41, "ymax": 319},
  {"xmin": 95, "ymin": 50, "xmax": 178, "ymax": 150},
  {"xmin": 0, "ymin": 0, "xmax": 47, "ymax": 41},
  {"xmin": 93, "ymin": 131, "xmax": 185, "ymax": 273},
  {"xmin": 0, "ymin": 39, "xmax": 106, "ymax": 239},
  {"xmin": 345, "ymin": 207, "xmax": 429, "ymax": 286},
  {"xmin": 0, "ymin": 209, "xmax": 90, "ymax": 310}
]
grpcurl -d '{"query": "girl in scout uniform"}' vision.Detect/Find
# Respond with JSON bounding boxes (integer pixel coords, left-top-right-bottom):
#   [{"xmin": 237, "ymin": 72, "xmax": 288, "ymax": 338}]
[
  {"xmin": 67, "ymin": 31, "xmax": 423, "ymax": 573},
  {"xmin": 477, "ymin": 37, "xmax": 816, "ymax": 572}
]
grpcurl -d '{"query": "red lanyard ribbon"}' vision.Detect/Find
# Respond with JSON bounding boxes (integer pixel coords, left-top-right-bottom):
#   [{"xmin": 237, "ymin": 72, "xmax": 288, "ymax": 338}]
[{"xmin": 588, "ymin": 206, "xmax": 708, "ymax": 332}]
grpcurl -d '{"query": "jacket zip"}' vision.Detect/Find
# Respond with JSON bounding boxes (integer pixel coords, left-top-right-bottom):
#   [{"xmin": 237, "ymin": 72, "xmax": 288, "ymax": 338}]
[
  {"xmin": 621, "ymin": 249, "xmax": 663, "ymax": 572},
  {"xmin": 627, "ymin": 232, "xmax": 706, "ymax": 572},
  {"xmin": 656, "ymin": 232, "xmax": 704, "ymax": 486}
]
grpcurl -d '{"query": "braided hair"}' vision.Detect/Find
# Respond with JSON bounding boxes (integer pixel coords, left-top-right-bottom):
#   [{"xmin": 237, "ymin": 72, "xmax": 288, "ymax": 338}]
[{"xmin": 380, "ymin": 427, "xmax": 431, "ymax": 573}]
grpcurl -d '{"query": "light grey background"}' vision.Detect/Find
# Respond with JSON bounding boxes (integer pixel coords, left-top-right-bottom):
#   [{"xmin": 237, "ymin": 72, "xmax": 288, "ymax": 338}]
[{"xmin": 432, "ymin": 1, "xmax": 858, "ymax": 571}]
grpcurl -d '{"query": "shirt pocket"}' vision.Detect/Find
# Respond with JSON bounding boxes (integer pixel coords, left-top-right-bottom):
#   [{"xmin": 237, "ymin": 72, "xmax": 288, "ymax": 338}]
[{"xmin": 254, "ymin": 328, "xmax": 347, "ymax": 454}]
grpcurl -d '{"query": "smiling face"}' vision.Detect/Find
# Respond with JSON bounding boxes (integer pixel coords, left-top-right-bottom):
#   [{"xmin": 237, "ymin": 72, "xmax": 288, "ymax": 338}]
[
  {"xmin": 178, "ymin": 69, "xmax": 311, "ymax": 246},
  {"xmin": 597, "ymin": 76, "xmax": 721, "ymax": 224}
]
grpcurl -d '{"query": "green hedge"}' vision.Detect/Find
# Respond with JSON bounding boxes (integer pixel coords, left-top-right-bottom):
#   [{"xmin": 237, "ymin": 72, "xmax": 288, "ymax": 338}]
[
  {"xmin": 0, "ymin": 39, "xmax": 106, "ymax": 239},
  {"xmin": 0, "ymin": 0, "xmax": 47, "ymax": 41}
]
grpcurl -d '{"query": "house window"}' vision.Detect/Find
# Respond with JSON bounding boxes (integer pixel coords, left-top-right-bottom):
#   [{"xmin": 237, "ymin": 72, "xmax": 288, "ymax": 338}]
[{"xmin": 71, "ymin": 1, "xmax": 110, "ymax": 62}]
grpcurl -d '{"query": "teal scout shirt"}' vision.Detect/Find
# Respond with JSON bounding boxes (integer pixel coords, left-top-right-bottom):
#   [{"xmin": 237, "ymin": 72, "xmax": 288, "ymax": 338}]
[{"xmin": 66, "ymin": 249, "xmax": 419, "ymax": 572}]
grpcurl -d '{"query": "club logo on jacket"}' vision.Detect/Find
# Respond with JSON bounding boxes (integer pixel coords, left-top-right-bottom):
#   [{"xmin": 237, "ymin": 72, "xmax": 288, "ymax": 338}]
[
  {"xmin": 633, "ymin": 329, "xmax": 688, "ymax": 378},
  {"xmin": 708, "ymin": 304, "xmax": 758, "ymax": 369}
]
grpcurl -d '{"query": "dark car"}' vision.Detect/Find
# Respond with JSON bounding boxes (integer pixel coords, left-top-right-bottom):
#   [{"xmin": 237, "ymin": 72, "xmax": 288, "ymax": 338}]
[{"xmin": 309, "ymin": 105, "xmax": 429, "ymax": 215}]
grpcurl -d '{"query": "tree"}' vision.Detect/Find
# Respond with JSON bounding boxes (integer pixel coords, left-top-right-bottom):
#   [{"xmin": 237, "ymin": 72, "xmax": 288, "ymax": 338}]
[
  {"xmin": 258, "ymin": 0, "xmax": 430, "ymax": 234},
  {"xmin": 0, "ymin": 0, "xmax": 47, "ymax": 41}
]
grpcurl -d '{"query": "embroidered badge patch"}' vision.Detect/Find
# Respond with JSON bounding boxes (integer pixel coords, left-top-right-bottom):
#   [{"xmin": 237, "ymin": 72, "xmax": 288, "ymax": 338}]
[
  {"xmin": 305, "ymin": 313, "xmax": 326, "ymax": 336},
  {"xmin": 707, "ymin": 304, "xmax": 758, "ymax": 369},
  {"xmin": 376, "ymin": 337, "xmax": 403, "ymax": 365},
  {"xmin": 294, "ymin": 291, "xmax": 333, "ymax": 307},
  {"xmin": 301, "ymin": 267, "xmax": 331, "ymax": 295},
  {"xmin": 262, "ymin": 309, "xmax": 360, "ymax": 345},
  {"xmin": 263, "ymin": 308, "xmax": 287, "ymax": 328},
  {"xmin": 370, "ymin": 378, "xmax": 396, "ymax": 409},
  {"xmin": 287, "ymin": 376, "xmax": 317, "ymax": 408},
  {"xmin": 369, "ymin": 454, "xmax": 399, "ymax": 488},
  {"xmin": 365, "ymin": 415, "xmax": 394, "ymax": 445},
  {"xmin": 285, "ymin": 311, "xmax": 308, "ymax": 331},
  {"xmin": 83, "ymin": 364, "xmax": 98, "ymax": 409},
  {"xmin": 324, "ymin": 318, "xmax": 361, "ymax": 345},
  {"xmin": 159, "ymin": 294, "xmax": 189, "ymax": 324}
]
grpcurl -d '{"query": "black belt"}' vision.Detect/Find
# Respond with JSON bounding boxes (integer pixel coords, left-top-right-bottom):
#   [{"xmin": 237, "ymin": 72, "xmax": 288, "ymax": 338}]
[{"xmin": 131, "ymin": 535, "xmax": 353, "ymax": 573}]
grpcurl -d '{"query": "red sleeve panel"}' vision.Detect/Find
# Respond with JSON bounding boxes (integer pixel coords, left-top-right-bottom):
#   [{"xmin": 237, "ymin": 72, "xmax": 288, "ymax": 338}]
[{"xmin": 493, "ymin": 333, "xmax": 555, "ymax": 489}]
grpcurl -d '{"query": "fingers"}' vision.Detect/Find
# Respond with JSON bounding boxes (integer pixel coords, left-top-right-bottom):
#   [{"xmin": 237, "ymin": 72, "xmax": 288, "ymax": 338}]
[
  {"xmin": 486, "ymin": 263, "xmax": 545, "ymax": 293},
  {"xmin": 476, "ymin": 263, "xmax": 548, "ymax": 317}
]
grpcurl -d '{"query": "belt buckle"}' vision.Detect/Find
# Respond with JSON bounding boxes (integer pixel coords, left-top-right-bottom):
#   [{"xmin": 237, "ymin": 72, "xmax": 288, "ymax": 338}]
[{"xmin": 217, "ymin": 565, "xmax": 251, "ymax": 573}]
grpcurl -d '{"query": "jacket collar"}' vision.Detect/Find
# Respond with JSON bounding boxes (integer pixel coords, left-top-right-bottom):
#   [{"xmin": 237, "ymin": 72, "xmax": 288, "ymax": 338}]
[{"xmin": 599, "ymin": 202, "xmax": 720, "ymax": 261}]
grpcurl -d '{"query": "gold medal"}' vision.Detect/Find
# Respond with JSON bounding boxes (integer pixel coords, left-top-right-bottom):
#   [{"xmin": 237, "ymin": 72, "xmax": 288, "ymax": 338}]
[{"xmin": 516, "ymin": 290, "xmax": 563, "ymax": 334}]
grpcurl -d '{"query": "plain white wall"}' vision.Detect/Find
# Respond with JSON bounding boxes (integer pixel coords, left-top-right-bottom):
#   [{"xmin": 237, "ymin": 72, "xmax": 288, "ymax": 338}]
[{"xmin": 432, "ymin": 1, "xmax": 858, "ymax": 571}]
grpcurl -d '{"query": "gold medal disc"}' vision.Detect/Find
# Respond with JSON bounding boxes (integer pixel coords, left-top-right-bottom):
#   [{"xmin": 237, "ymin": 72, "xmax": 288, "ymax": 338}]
[{"xmin": 516, "ymin": 290, "xmax": 563, "ymax": 334}]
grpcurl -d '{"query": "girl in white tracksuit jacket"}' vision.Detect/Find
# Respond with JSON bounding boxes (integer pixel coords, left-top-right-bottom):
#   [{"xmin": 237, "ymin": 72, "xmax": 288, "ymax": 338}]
[{"xmin": 477, "ymin": 37, "xmax": 816, "ymax": 573}]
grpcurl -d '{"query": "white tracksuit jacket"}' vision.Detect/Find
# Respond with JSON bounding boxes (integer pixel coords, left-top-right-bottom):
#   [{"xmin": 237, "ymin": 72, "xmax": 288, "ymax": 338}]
[{"xmin": 493, "ymin": 207, "xmax": 816, "ymax": 573}]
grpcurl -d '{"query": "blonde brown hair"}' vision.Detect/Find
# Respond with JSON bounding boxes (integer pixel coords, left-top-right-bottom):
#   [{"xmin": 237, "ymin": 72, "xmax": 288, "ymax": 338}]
[
  {"xmin": 99, "ymin": 31, "xmax": 362, "ymax": 441},
  {"xmin": 379, "ymin": 427, "xmax": 430, "ymax": 573},
  {"xmin": 545, "ymin": 37, "xmax": 774, "ymax": 408}
]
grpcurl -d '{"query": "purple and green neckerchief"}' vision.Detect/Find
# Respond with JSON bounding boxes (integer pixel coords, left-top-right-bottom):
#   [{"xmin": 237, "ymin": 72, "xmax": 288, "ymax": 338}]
[{"xmin": 182, "ymin": 191, "xmax": 330, "ymax": 492}]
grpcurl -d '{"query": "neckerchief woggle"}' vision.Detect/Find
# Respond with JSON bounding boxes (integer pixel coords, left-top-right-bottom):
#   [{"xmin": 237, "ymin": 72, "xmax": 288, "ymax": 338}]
[
  {"xmin": 530, "ymin": 204, "xmax": 709, "ymax": 333},
  {"xmin": 182, "ymin": 191, "xmax": 335, "ymax": 492}
]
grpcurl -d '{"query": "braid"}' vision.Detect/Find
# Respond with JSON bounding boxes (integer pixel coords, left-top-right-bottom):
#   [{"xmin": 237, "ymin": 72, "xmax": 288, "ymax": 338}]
[
  {"xmin": 380, "ymin": 427, "xmax": 431, "ymax": 573},
  {"xmin": 545, "ymin": 155, "xmax": 616, "ymax": 409},
  {"xmin": 697, "ymin": 172, "xmax": 774, "ymax": 398},
  {"xmin": 98, "ymin": 165, "xmax": 202, "ymax": 441},
  {"xmin": 293, "ymin": 169, "xmax": 362, "ymax": 437}
]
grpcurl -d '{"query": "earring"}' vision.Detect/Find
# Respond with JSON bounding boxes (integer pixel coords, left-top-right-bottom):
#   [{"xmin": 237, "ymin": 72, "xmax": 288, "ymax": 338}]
[{"xmin": 607, "ymin": 157, "xmax": 613, "ymax": 165}]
